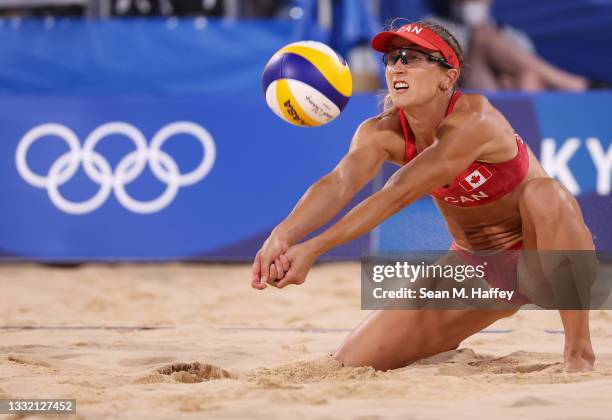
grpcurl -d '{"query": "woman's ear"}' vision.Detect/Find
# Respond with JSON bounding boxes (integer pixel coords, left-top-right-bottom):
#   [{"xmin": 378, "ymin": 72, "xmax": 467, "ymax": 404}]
[
  {"xmin": 440, "ymin": 69, "xmax": 459, "ymax": 91},
  {"xmin": 448, "ymin": 69, "xmax": 460, "ymax": 87}
]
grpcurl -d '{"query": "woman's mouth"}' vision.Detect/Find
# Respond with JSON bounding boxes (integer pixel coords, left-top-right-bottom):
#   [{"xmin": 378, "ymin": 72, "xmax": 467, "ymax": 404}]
[{"xmin": 393, "ymin": 81, "xmax": 409, "ymax": 92}]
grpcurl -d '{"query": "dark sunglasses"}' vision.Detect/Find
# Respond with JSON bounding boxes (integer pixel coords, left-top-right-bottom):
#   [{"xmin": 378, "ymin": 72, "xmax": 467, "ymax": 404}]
[{"xmin": 382, "ymin": 47, "xmax": 453, "ymax": 69}]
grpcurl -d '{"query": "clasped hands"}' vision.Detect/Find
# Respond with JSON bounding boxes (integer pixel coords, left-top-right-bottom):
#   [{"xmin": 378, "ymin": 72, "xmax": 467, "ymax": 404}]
[{"xmin": 251, "ymin": 234, "xmax": 318, "ymax": 290}]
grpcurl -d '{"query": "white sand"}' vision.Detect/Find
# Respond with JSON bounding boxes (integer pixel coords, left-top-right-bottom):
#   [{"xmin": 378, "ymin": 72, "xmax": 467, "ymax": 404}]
[{"xmin": 1, "ymin": 262, "xmax": 611, "ymax": 419}]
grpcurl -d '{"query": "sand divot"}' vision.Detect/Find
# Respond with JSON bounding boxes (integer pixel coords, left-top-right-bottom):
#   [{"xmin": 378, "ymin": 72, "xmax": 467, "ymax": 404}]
[
  {"xmin": 413, "ymin": 348, "xmax": 487, "ymax": 366},
  {"xmin": 156, "ymin": 362, "xmax": 235, "ymax": 383},
  {"xmin": 246, "ymin": 355, "xmax": 381, "ymax": 385},
  {"xmin": 247, "ymin": 356, "xmax": 342, "ymax": 384}
]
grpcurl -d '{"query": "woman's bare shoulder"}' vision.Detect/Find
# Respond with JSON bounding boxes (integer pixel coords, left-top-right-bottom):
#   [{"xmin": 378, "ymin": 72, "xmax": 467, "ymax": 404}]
[
  {"xmin": 454, "ymin": 92, "xmax": 492, "ymax": 113},
  {"xmin": 364, "ymin": 111, "xmax": 402, "ymax": 132},
  {"xmin": 455, "ymin": 93, "xmax": 512, "ymax": 122},
  {"xmin": 449, "ymin": 92, "xmax": 511, "ymax": 129},
  {"xmin": 355, "ymin": 112, "xmax": 402, "ymax": 143},
  {"xmin": 352, "ymin": 113, "xmax": 405, "ymax": 164}
]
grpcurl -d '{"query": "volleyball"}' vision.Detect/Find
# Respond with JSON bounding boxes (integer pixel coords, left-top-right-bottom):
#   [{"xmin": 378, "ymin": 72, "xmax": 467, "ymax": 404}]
[{"xmin": 262, "ymin": 41, "xmax": 352, "ymax": 127}]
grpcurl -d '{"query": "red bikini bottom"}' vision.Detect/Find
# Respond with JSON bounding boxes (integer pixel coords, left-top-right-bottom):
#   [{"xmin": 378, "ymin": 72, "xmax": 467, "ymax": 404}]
[{"xmin": 450, "ymin": 241, "xmax": 530, "ymax": 306}]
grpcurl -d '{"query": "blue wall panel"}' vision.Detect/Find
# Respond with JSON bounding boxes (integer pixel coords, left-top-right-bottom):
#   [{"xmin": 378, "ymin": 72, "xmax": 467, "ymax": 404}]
[
  {"xmin": 0, "ymin": 94, "xmax": 377, "ymax": 260},
  {"xmin": 0, "ymin": 20, "xmax": 609, "ymax": 260}
]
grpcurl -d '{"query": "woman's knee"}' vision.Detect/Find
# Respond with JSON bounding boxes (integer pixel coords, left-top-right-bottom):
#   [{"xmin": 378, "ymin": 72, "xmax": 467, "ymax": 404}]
[
  {"xmin": 333, "ymin": 338, "xmax": 391, "ymax": 371},
  {"xmin": 333, "ymin": 339, "xmax": 358, "ymax": 367},
  {"xmin": 332, "ymin": 325, "xmax": 387, "ymax": 370},
  {"xmin": 333, "ymin": 311, "xmax": 431, "ymax": 370}
]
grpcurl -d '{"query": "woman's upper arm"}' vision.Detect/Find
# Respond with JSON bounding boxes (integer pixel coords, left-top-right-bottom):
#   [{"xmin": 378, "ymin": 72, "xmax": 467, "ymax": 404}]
[{"xmin": 328, "ymin": 118, "xmax": 393, "ymax": 193}]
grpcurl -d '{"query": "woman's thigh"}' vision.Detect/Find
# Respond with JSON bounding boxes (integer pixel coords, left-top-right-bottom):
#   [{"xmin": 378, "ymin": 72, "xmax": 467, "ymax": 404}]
[
  {"xmin": 517, "ymin": 178, "xmax": 597, "ymax": 308},
  {"xmin": 518, "ymin": 177, "xmax": 593, "ymax": 251},
  {"xmin": 334, "ymin": 308, "xmax": 516, "ymax": 371}
]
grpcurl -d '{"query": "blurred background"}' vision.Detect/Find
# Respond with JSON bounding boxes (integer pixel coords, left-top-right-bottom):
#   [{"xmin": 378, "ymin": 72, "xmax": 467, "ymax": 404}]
[{"xmin": 0, "ymin": 0, "xmax": 611, "ymax": 261}]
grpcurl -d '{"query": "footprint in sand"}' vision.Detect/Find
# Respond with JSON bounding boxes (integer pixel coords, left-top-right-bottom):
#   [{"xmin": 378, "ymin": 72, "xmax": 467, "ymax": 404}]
[
  {"xmin": 156, "ymin": 362, "xmax": 235, "ymax": 383},
  {"xmin": 467, "ymin": 352, "xmax": 560, "ymax": 374},
  {"xmin": 435, "ymin": 349, "xmax": 560, "ymax": 376}
]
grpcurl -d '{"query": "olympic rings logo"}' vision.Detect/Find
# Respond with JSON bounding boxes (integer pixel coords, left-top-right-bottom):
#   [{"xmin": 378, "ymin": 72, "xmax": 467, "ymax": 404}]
[{"xmin": 15, "ymin": 121, "xmax": 216, "ymax": 214}]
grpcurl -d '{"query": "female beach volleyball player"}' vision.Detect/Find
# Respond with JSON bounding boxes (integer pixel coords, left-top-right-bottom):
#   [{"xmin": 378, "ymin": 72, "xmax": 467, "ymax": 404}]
[{"xmin": 251, "ymin": 21, "xmax": 596, "ymax": 372}]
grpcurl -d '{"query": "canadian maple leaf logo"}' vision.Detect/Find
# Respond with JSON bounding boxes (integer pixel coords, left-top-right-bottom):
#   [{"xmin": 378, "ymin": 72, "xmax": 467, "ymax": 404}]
[{"xmin": 459, "ymin": 167, "xmax": 492, "ymax": 192}]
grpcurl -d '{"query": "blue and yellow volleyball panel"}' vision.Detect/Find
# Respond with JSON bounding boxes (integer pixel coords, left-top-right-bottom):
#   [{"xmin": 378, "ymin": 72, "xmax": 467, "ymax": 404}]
[{"xmin": 263, "ymin": 41, "xmax": 352, "ymax": 127}]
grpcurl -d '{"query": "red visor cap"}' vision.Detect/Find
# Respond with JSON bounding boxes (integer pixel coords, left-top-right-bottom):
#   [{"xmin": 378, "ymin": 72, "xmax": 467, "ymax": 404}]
[{"xmin": 371, "ymin": 24, "xmax": 460, "ymax": 70}]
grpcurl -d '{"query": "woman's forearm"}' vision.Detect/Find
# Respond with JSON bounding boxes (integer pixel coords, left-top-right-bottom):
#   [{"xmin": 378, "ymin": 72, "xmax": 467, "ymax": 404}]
[
  {"xmin": 272, "ymin": 120, "xmax": 390, "ymax": 246},
  {"xmin": 308, "ymin": 185, "xmax": 413, "ymax": 256},
  {"xmin": 273, "ymin": 174, "xmax": 363, "ymax": 245}
]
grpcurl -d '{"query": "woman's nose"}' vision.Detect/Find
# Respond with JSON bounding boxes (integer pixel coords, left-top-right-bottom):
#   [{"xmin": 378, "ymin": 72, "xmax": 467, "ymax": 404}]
[{"xmin": 390, "ymin": 63, "xmax": 406, "ymax": 74}]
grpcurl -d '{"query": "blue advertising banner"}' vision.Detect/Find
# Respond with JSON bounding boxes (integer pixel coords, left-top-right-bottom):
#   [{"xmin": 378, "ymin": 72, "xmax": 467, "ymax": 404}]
[
  {"xmin": 0, "ymin": 94, "xmax": 377, "ymax": 260},
  {"xmin": 533, "ymin": 93, "xmax": 612, "ymax": 249},
  {"xmin": 2, "ymin": 92, "xmax": 610, "ymax": 260}
]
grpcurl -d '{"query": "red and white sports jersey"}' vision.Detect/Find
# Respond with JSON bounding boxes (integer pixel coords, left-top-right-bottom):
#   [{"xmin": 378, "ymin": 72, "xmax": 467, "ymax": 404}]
[{"xmin": 399, "ymin": 91, "xmax": 529, "ymax": 207}]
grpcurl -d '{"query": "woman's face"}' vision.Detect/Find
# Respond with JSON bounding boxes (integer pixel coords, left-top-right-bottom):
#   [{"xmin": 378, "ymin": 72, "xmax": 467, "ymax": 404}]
[{"xmin": 384, "ymin": 38, "xmax": 451, "ymax": 109}]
